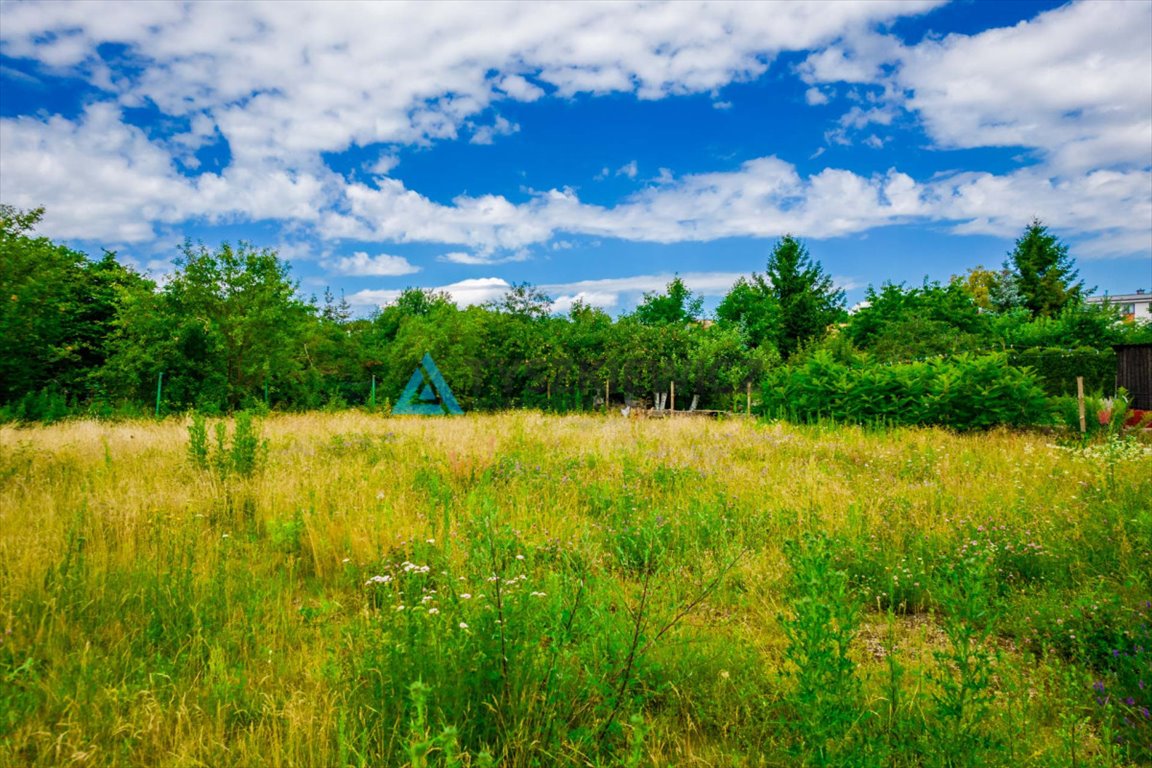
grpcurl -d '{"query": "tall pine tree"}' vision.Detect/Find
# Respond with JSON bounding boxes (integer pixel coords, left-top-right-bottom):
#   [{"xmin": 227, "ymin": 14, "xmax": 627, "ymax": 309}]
[
  {"xmin": 1006, "ymin": 220, "xmax": 1084, "ymax": 318},
  {"xmin": 764, "ymin": 236, "xmax": 845, "ymax": 359}
]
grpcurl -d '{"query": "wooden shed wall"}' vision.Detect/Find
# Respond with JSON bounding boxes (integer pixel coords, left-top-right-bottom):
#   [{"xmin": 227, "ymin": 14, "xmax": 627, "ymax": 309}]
[{"xmin": 1116, "ymin": 344, "xmax": 1152, "ymax": 410}]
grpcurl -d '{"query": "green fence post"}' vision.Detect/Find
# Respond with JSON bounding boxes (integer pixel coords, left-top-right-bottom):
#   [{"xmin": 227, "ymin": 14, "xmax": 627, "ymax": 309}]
[
  {"xmin": 370, "ymin": 375, "xmax": 376, "ymax": 409},
  {"xmin": 155, "ymin": 372, "xmax": 164, "ymax": 418}
]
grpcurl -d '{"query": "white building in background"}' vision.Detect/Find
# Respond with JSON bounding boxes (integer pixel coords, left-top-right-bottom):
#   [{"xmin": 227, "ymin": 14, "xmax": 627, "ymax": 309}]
[{"xmin": 1087, "ymin": 289, "xmax": 1152, "ymax": 322}]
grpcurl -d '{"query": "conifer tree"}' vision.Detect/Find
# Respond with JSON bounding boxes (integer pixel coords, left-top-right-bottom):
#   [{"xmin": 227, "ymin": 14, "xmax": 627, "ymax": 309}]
[
  {"xmin": 1005, "ymin": 220, "xmax": 1084, "ymax": 318},
  {"xmin": 763, "ymin": 236, "xmax": 845, "ymax": 359}
]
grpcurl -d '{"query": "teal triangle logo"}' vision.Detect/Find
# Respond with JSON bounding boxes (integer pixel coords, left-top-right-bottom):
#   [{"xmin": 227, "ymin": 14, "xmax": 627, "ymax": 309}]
[{"xmin": 393, "ymin": 353, "xmax": 464, "ymax": 415}]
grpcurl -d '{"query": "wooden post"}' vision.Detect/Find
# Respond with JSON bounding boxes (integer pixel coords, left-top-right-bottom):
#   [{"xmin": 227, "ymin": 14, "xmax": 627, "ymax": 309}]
[
  {"xmin": 670, "ymin": 381, "xmax": 675, "ymax": 412},
  {"xmin": 746, "ymin": 381, "xmax": 752, "ymax": 416},
  {"xmin": 1077, "ymin": 376, "xmax": 1086, "ymax": 434}
]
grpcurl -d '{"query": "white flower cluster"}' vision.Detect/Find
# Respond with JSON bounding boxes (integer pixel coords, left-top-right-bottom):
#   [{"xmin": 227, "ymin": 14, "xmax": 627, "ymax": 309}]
[{"xmin": 1052, "ymin": 436, "xmax": 1152, "ymax": 463}]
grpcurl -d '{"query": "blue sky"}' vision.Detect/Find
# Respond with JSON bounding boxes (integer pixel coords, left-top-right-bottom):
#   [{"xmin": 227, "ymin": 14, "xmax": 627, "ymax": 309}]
[{"xmin": 1, "ymin": 0, "xmax": 1149, "ymax": 314}]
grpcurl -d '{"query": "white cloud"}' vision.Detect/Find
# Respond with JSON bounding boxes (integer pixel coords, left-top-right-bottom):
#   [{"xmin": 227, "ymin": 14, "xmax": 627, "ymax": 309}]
[
  {"xmin": 469, "ymin": 115, "xmax": 520, "ymax": 145},
  {"xmin": 438, "ymin": 249, "xmax": 531, "ymax": 265},
  {"xmin": 0, "ymin": 1, "xmax": 940, "ymax": 167},
  {"xmin": 0, "ymin": 104, "xmax": 196, "ymax": 241},
  {"xmin": 345, "ymin": 277, "xmax": 512, "ymax": 309},
  {"xmin": 798, "ymin": 30, "xmax": 904, "ymax": 86},
  {"xmin": 804, "ymin": 87, "xmax": 829, "ymax": 106},
  {"xmin": 438, "ymin": 277, "xmax": 513, "ymax": 307},
  {"xmin": 616, "ymin": 160, "xmax": 639, "ymax": 179},
  {"xmin": 324, "ymin": 251, "xmax": 420, "ymax": 276},
  {"xmin": 368, "ymin": 153, "xmax": 400, "ymax": 176},
  {"xmin": 345, "ymin": 288, "xmax": 402, "ymax": 308},
  {"xmin": 550, "ymin": 291, "xmax": 620, "ymax": 313},
  {"xmin": 542, "ymin": 272, "xmax": 746, "ymax": 299},
  {"xmin": 311, "ymin": 150, "xmax": 1150, "ymax": 259},
  {"xmin": 0, "ymin": 102, "xmax": 338, "ymax": 241},
  {"xmin": 801, "ymin": 1, "xmax": 1152, "ymax": 174},
  {"xmin": 1, "ymin": 0, "xmax": 1146, "ymax": 263},
  {"xmin": 925, "ymin": 167, "xmax": 1152, "ymax": 258}
]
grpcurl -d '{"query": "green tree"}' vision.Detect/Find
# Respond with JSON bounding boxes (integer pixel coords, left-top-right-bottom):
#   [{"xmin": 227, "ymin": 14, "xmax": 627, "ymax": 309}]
[
  {"xmin": 846, "ymin": 280, "xmax": 988, "ymax": 362},
  {"xmin": 631, "ymin": 276, "xmax": 703, "ymax": 326},
  {"xmin": 715, "ymin": 274, "xmax": 780, "ymax": 351},
  {"xmin": 763, "ymin": 236, "xmax": 845, "ymax": 359},
  {"xmin": 372, "ymin": 287, "xmax": 455, "ymax": 345},
  {"xmin": 1005, "ymin": 220, "xmax": 1084, "ymax": 318},
  {"xmin": 562, "ymin": 301, "xmax": 614, "ymax": 408},
  {"xmin": 0, "ymin": 206, "xmax": 153, "ymax": 411},
  {"xmin": 103, "ymin": 241, "xmax": 314, "ymax": 411}
]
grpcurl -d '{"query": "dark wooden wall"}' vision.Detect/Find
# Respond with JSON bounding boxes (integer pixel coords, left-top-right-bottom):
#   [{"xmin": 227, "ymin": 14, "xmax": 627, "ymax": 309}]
[{"xmin": 1115, "ymin": 344, "xmax": 1152, "ymax": 410}]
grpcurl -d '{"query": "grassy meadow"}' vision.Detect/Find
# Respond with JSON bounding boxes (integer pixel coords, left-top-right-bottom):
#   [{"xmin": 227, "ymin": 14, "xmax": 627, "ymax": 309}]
[{"xmin": 1, "ymin": 412, "xmax": 1150, "ymax": 766}]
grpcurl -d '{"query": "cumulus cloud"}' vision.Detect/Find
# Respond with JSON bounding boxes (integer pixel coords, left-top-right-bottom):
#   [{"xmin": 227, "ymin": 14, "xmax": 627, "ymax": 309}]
[
  {"xmin": 324, "ymin": 251, "xmax": 420, "ymax": 276},
  {"xmin": 804, "ymin": 87, "xmax": 829, "ymax": 106},
  {"xmin": 469, "ymin": 115, "xmax": 520, "ymax": 145},
  {"xmin": 0, "ymin": 103, "xmax": 336, "ymax": 241},
  {"xmin": 800, "ymin": 0, "xmax": 1152, "ymax": 174},
  {"xmin": 0, "ymin": 0, "xmax": 939, "ymax": 165},
  {"xmin": 323, "ymin": 156, "xmax": 931, "ymax": 249},
  {"xmin": 903, "ymin": 0, "xmax": 1152, "ymax": 173},
  {"xmin": 345, "ymin": 277, "xmax": 513, "ymax": 309},
  {"xmin": 550, "ymin": 291, "xmax": 620, "ymax": 313},
  {"xmin": 0, "ymin": 0, "xmax": 1146, "ymax": 262}
]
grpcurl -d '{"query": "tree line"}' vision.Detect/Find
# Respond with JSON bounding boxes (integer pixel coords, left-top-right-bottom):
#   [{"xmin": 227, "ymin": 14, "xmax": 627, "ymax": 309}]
[{"xmin": 2, "ymin": 204, "xmax": 1148, "ymax": 421}]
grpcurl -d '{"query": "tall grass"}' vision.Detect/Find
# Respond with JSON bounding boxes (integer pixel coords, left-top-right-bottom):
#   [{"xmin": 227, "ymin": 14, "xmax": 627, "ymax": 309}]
[{"xmin": 1, "ymin": 413, "xmax": 1149, "ymax": 765}]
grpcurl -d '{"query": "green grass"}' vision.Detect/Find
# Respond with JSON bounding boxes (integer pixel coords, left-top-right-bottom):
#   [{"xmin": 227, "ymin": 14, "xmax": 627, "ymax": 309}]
[{"xmin": 1, "ymin": 412, "xmax": 1150, "ymax": 766}]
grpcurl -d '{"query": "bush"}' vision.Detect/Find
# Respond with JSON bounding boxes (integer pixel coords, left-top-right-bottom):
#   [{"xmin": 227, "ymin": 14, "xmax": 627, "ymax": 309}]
[{"xmin": 761, "ymin": 352, "xmax": 1049, "ymax": 430}]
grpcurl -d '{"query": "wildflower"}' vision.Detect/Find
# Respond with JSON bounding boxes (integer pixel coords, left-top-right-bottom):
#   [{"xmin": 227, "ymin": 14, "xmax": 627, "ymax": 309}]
[
  {"xmin": 530, "ymin": 591, "xmax": 547, "ymax": 598},
  {"xmin": 515, "ymin": 554, "xmax": 525, "ymax": 561},
  {"xmin": 428, "ymin": 608, "xmax": 439, "ymax": 615},
  {"xmin": 426, "ymin": 538, "xmax": 435, "ymax": 544},
  {"xmin": 459, "ymin": 622, "xmax": 468, "ymax": 629},
  {"xmin": 460, "ymin": 593, "xmax": 472, "ymax": 599},
  {"xmin": 396, "ymin": 605, "xmax": 406, "ymax": 611},
  {"xmin": 342, "ymin": 558, "xmax": 351, "ymax": 564}
]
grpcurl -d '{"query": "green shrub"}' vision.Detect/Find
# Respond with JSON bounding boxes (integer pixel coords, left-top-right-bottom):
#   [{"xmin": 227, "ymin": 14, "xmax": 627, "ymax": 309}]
[{"xmin": 761, "ymin": 352, "xmax": 1049, "ymax": 430}]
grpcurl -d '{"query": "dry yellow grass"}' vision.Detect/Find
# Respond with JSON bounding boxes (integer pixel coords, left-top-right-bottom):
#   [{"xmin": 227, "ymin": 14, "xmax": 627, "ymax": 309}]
[{"xmin": 1, "ymin": 412, "xmax": 1148, "ymax": 766}]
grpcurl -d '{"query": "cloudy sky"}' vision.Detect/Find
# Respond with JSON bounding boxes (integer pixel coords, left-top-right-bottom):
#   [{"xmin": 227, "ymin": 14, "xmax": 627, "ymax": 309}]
[{"xmin": 1, "ymin": 0, "xmax": 1149, "ymax": 313}]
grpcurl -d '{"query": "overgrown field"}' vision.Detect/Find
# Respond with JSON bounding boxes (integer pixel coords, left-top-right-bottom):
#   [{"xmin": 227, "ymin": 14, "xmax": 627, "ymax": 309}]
[{"xmin": 1, "ymin": 413, "xmax": 1150, "ymax": 767}]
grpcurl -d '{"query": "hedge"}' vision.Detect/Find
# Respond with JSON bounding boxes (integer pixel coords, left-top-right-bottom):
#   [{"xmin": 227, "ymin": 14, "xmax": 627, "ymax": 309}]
[
  {"xmin": 1007, "ymin": 346, "xmax": 1115, "ymax": 397},
  {"xmin": 761, "ymin": 352, "xmax": 1050, "ymax": 430}
]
